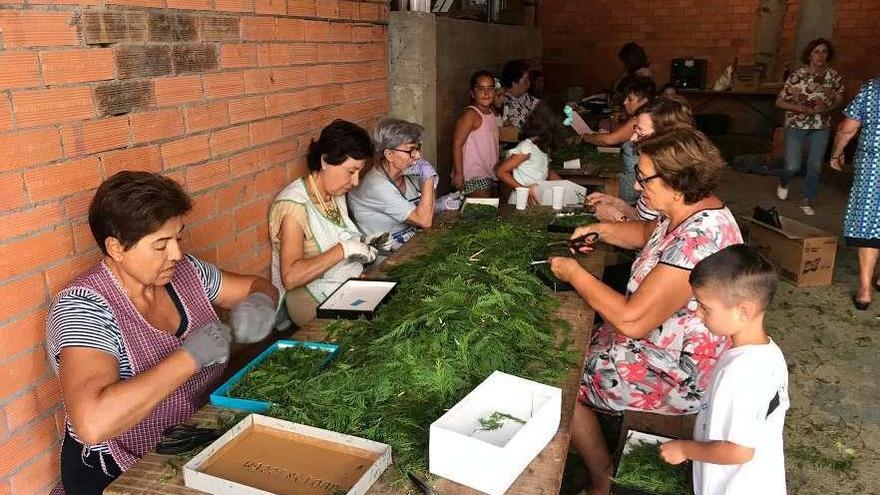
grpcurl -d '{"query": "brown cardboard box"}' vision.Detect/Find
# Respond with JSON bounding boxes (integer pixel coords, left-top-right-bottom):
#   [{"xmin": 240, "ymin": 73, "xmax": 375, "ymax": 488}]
[
  {"xmin": 499, "ymin": 126, "xmax": 519, "ymax": 143},
  {"xmin": 740, "ymin": 215, "xmax": 838, "ymax": 287},
  {"xmin": 733, "ymin": 64, "xmax": 763, "ymax": 91}
]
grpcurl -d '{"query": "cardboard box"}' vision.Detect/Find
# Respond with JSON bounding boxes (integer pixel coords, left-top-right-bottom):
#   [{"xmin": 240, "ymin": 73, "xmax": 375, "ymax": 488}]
[
  {"xmin": 184, "ymin": 414, "xmax": 391, "ymax": 495},
  {"xmin": 733, "ymin": 64, "xmax": 763, "ymax": 91},
  {"xmin": 498, "ymin": 126, "xmax": 519, "ymax": 143},
  {"xmin": 429, "ymin": 371, "xmax": 561, "ymax": 495},
  {"xmin": 741, "ymin": 215, "xmax": 838, "ymax": 287}
]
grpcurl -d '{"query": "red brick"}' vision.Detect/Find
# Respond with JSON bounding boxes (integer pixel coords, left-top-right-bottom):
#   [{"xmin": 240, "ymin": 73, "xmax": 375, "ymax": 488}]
[
  {"xmin": 185, "ymin": 102, "xmax": 230, "ymax": 134},
  {"xmin": 243, "ymin": 68, "xmax": 273, "ymax": 94},
  {"xmin": 0, "ymin": 173, "xmax": 26, "ymax": 213},
  {"xmin": 101, "ymin": 146, "xmax": 162, "ymax": 175},
  {"xmin": 266, "ymin": 87, "xmax": 320, "ymax": 117},
  {"xmin": 61, "ymin": 191, "xmax": 95, "ymax": 218},
  {"xmin": 40, "ymin": 49, "xmax": 115, "ymax": 85},
  {"xmin": 24, "ymin": 157, "xmax": 101, "ymax": 203},
  {"xmin": 60, "ymin": 117, "xmax": 130, "ymax": 158},
  {"xmin": 0, "ymin": 128, "xmax": 63, "ymax": 172},
  {"xmin": 0, "ymin": 273, "xmax": 46, "ymax": 324},
  {"xmin": 217, "ymin": 176, "xmax": 256, "ymax": 206},
  {"xmin": 0, "ymin": 52, "xmax": 41, "ymax": 91},
  {"xmin": 203, "ymin": 72, "xmax": 245, "ymax": 99},
  {"xmin": 0, "ymin": 97, "xmax": 12, "ymax": 133},
  {"xmin": 255, "ymin": 0, "xmax": 286, "ymax": 15},
  {"xmin": 0, "ymin": 310, "xmax": 46, "ymax": 364},
  {"xmin": 319, "ymin": 86, "xmax": 344, "ymax": 106},
  {"xmin": 189, "ymin": 213, "xmax": 233, "ymax": 246},
  {"xmin": 266, "ymin": 140, "xmax": 296, "ymax": 166},
  {"xmin": 229, "ymin": 148, "xmax": 267, "ymax": 177},
  {"xmin": 271, "ymin": 67, "xmax": 308, "ymax": 91},
  {"xmin": 221, "ymin": 44, "xmax": 259, "ymax": 69},
  {"xmin": 44, "ymin": 251, "xmax": 101, "ymax": 295},
  {"xmin": 0, "ymin": 203, "xmax": 64, "ymax": 240},
  {"xmin": 255, "ymin": 166, "xmax": 287, "ymax": 195},
  {"xmin": 258, "ymin": 43, "xmax": 291, "ymax": 66},
  {"xmin": 288, "ymin": 0, "xmax": 315, "ymax": 16},
  {"xmin": 215, "ymin": 0, "xmax": 254, "ymax": 12},
  {"xmin": 359, "ymin": 1, "xmax": 380, "ymax": 21},
  {"xmin": 185, "ymin": 159, "xmax": 230, "ymax": 192},
  {"xmin": 161, "ymin": 135, "xmax": 211, "ymax": 169},
  {"xmin": 302, "ymin": 20, "xmax": 330, "ymax": 42},
  {"xmin": 0, "ymin": 11, "xmax": 78, "ymax": 47},
  {"xmin": 130, "ymin": 109, "xmax": 185, "ymax": 144},
  {"xmin": 210, "ymin": 124, "xmax": 250, "ymax": 156},
  {"xmin": 154, "ymin": 76, "xmax": 203, "ymax": 107},
  {"xmin": 289, "ymin": 43, "xmax": 318, "ymax": 64},
  {"xmin": 12, "ymin": 87, "xmax": 94, "ymax": 129},
  {"xmin": 72, "ymin": 221, "xmax": 95, "ymax": 253},
  {"xmin": 314, "ymin": 0, "xmax": 338, "ymax": 18},
  {"xmin": 5, "ymin": 378, "xmax": 61, "ymax": 430},
  {"xmin": 249, "ymin": 118, "xmax": 282, "ymax": 145},
  {"xmin": 167, "ymin": 0, "xmax": 211, "ymax": 9},
  {"xmin": 275, "ymin": 18, "xmax": 304, "ymax": 41},
  {"xmin": 316, "ymin": 44, "xmax": 339, "ymax": 63},
  {"xmin": 106, "ymin": 0, "xmax": 163, "ymax": 6},
  {"xmin": 8, "ymin": 447, "xmax": 60, "ymax": 495},
  {"xmin": 186, "ymin": 192, "xmax": 216, "ymax": 224},
  {"xmin": 234, "ymin": 198, "xmax": 269, "ymax": 230},
  {"xmin": 338, "ymin": 0, "xmax": 355, "ymax": 19},
  {"xmin": 241, "ymin": 16, "xmax": 275, "ymax": 41},
  {"xmin": 216, "ymin": 228, "xmax": 257, "ymax": 264},
  {"xmin": 0, "ymin": 415, "xmax": 57, "ymax": 476},
  {"xmin": 329, "ymin": 23, "xmax": 351, "ymax": 42},
  {"xmin": 228, "ymin": 96, "xmax": 266, "ymax": 124},
  {"xmin": 307, "ymin": 65, "xmax": 333, "ymax": 86}
]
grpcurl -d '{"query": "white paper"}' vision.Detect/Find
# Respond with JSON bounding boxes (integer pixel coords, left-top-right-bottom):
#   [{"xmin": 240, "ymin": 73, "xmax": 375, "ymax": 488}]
[
  {"xmin": 563, "ymin": 158, "xmax": 581, "ymax": 170},
  {"xmin": 321, "ymin": 280, "xmax": 396, "ymax": 312},
  {"xmin": 597, "ymin": 146, "xmax": 621, "ymax": 154},
  {"xmin": 570, "ymin": 110, "xmax": 593, "ymax": 135}
]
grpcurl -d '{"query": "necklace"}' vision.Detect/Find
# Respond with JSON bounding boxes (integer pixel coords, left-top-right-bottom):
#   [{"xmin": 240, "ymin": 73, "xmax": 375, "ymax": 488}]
[{"xmin": 308, "ymin": 174, "xmax": 342, "ymax": 224}]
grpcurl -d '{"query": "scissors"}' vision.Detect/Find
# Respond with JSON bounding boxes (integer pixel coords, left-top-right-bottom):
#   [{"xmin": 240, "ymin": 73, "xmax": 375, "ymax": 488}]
[
  {"xmin": 408, "ymin": 471, "xmax": 437, "ymax": 495},
  {"xmin": 546, "ymin": 232, "xmax": 599, "ymax": 251}
]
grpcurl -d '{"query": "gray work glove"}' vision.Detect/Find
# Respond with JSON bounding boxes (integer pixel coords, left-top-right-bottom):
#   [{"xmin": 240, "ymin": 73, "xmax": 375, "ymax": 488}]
[
  {"xmin": 340, "ymin": 240, "xmax": 378, "ymax": 264},
  {"xmin": 181, "ymin": 321, "xmax": 232, "ymax": 369},
  {"xmin": 230, "ymin": 293, "xmax": 276, "ymax": 344}
]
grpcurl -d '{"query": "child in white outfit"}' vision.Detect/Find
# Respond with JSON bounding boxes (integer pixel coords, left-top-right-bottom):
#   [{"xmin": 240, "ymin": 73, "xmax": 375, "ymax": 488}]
[{"xmin": 660, "ymin": 244, "xmax": 789, "ymax": 495}]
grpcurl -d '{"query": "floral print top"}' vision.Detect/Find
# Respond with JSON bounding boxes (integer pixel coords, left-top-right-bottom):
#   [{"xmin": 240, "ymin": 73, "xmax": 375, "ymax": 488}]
[
  {"xmin": 778, "ymin": 66, "xmax": 844, "ymax": 129},
  {"xmin": 503, "ymin": 92, "xmax": 539, "ymax": 130},
  {"xmin": 581, "ymin": 206, "xmax": 743, "ymax": 414}
]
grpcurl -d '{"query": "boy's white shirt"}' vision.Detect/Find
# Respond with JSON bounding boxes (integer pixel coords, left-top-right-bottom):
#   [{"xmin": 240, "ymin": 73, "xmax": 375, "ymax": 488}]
[{"xmin": 693, "ymin": 338, "xmax": 789, "ymax": 495}]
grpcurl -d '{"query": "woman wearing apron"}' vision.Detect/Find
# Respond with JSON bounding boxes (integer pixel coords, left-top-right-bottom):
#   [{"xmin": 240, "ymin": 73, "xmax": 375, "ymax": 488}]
[
  {"xmin": 46, "ymin": 172, "xmax": 278, "ymax": 494},
  {"xmin": 269, "ymin": 120, "xmax": 378, "ymax": 327},
  {"xmin": 348, "ymin": 118, "xmax": 436, "ymax": 251}
]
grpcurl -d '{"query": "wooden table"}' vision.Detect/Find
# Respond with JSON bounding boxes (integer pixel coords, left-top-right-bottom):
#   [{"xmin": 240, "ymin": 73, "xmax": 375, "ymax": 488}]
[
  {"xmin": 105, "ymin": 209, "xmax": 607, "ymax": 495},
  {"xmin": 555, "ymin": 154, "xmax": 622, "ymax": 198},
  {"xmin": 680, "ymin": 88, "xmax": 782, "ymax": 136}
]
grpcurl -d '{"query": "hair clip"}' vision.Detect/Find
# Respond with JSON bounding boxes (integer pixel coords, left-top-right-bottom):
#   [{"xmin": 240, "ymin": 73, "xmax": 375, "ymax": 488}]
[
  {"xmin": 494, "ymin": 78, "xmax": 502, "ymax": 90},
  {"xmin": 563, "ymin": 105, "xmax": 574, "ymax": 126}
]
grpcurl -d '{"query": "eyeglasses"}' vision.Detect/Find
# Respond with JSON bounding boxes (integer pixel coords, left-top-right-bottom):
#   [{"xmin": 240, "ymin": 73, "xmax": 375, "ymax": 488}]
[
  {"xmin": 390, "ymin": 144, "xmax": 421, "ymax": 158},
  {"xmin": 635, "ymin": 166, "xmax": 661, "ymax": 188}
]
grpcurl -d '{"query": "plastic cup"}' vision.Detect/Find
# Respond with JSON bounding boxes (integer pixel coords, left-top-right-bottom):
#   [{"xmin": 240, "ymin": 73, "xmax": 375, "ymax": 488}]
[
  {"xmin": 515, "ymin": 187, "xmax": 529, "ymax": 210},
  {"xmin": 552, "ymin": 186, "xmax": 565, "ymax": 210}
]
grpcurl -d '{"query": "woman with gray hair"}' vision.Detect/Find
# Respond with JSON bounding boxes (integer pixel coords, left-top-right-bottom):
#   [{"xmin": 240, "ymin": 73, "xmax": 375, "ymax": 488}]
[{"xmin": 348, "ymin": 118, "xmax": 437, "ymax": 251}]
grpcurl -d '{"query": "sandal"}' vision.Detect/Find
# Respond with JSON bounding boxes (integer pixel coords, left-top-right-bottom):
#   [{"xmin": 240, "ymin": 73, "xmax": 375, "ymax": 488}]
[{"xmin": 853, "ymin": 295, "xmax": 871, "ymax": 311}]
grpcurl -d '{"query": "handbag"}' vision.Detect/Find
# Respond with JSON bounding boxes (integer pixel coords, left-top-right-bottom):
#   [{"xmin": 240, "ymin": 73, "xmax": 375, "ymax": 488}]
[{"xmin": 753, "ymin": 205, "xmax": 782, "ymax": 229}]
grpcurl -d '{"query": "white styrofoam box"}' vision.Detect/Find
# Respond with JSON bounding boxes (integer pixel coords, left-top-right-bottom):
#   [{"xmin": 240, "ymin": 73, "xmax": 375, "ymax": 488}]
[
  {"xmin": 596, "ymin": 146, "xmax": 621, "ymax": 154},
  {"xmin": 563, "ymin": 158, "xmax": 582, "ymax": 170},
  {"xmin": 184, "ymin": 414, "xmax": 392, "ymax": 495},
  {"xmin": 463, "ymin": 197, "xmax": 500, "ymax": 209},
  {"xmin": 429, "ymin": 371, "xmax": 562, "ymax": 495}
]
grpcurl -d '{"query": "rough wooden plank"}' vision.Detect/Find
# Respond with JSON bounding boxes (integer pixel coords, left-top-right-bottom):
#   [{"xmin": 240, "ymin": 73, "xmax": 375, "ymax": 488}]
[{"xmin": 105, "ymin": 208, "xmax": 606, "ymax": 495}]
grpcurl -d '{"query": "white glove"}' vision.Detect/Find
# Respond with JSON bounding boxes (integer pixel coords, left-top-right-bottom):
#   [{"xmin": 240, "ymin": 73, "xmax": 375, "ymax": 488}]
[
  {"xmin": 340, "ymin": 240, "xmax": 378, "ymax": 264},
  {"xmin": 410, "ymin": 159, "xmax": 438, "ymax": 183}
]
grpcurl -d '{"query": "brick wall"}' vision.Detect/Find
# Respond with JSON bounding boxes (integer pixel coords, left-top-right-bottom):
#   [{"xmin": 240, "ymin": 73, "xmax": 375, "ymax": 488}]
[
  {"xmin": 541, "ymin": 0, "xmax": 880, "ymax": 98},
  {"xmin": 0, "ymin": 1, "xmax": 389, "ymax": 493},
  {"xmin": 540, "ymin": 0, "xmax": 758, "ymax": 95}
]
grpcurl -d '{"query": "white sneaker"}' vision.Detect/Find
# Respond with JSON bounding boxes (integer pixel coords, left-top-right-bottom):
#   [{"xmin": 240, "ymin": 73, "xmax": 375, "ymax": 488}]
[
  {"xmin": 800, "ymin": 205, "xmax": 815, "ymax": 216},
  {"xmin": 776, "ymin": 185, "xmax": 788, "ymax": 200}
]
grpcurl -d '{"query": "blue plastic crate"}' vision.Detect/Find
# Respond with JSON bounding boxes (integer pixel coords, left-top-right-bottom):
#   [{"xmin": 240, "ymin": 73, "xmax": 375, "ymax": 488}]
[{"xmin": 210, "ymin": 339, "xmax": 339, "ymax": 413}]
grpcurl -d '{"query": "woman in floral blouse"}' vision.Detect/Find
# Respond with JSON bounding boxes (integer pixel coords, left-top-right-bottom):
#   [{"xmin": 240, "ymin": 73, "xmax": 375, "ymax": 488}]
[
  {"xmin": 775, "ymin": 38, "xmax": 844, "ymax": 215},
  {"xmin": 549, "ymin": 127, "xmax": 743, "ymax": 495},
  {"xmin": 501, "ymin": 59, "xmax": 540, "ymax": 130}
]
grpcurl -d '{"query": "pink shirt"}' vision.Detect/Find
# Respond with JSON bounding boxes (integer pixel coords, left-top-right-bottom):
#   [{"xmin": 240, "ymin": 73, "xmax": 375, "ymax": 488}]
[{"xmin": 461, "ymin": 106, "xmax": 499, "ymax": 180}]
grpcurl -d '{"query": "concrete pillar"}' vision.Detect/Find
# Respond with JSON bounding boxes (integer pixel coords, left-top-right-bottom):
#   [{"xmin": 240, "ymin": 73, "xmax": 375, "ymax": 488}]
[
  {"xmin": 389, "ymin": 12, "xmax": 438, "ymax": 166},
  {"xmin": 793, "ymin": 0, "xmax": 838, "ymax": 61},
  {"xmin": 753, "ymin": 0, "xmax": 788, "ymax": 79}
]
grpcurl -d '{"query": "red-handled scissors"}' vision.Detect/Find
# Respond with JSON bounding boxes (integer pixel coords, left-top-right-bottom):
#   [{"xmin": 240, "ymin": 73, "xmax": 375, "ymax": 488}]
[{"xmin": 546, "ymin": 232, "xmax": 599, "ymax": 251}]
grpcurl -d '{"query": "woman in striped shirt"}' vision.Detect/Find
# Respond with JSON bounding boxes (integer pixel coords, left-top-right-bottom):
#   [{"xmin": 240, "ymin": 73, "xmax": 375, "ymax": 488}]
[{"xmin": 46, "ymin": 172, "xmax": 278, "ymax": 495}]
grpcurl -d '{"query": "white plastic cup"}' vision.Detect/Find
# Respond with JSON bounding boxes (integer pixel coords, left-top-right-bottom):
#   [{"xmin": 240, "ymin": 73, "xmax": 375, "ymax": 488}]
[
  {"xmin": 515, "ymin": 187, "xmax": 529, "ymax": 210},
  {"xmin": 552, "ymin": 186, "xmax": 565, "ymax": 210}
]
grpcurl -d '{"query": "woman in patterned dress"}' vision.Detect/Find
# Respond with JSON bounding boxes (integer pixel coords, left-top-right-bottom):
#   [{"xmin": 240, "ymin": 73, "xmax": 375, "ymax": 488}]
[
  {"xmin": 829, "ymin": 77, "xmax": 880, "ymax": 310},
  {"xmin": 549, "ymin": 128, "xmax": 743, "ymax": 495},
  {"xmin": 775, "ymin": 38, "xmax": 845, "ymax": 216}
]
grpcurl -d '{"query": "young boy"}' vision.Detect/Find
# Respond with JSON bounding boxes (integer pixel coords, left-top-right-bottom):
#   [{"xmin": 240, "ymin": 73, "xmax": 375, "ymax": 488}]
[{"xmin": 659, "ymin": 244, "xmax": 789, "ymax": 495}]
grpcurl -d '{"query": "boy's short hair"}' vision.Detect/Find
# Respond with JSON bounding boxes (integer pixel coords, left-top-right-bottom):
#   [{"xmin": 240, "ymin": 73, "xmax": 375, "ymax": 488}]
[
  {"xmin": 621, "ymin": 76, "xmax": 656, "ymax": 101},
  {"xmin": 690, "ymin": 245, "xmax": 778, "ymax": 311}
]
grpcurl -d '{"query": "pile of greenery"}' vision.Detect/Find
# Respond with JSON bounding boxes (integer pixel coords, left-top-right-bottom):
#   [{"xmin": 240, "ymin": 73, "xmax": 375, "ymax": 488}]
[
  {"xmin": 552, "ymin": 141, "xmax": 602, "ymax": 165},
  {"xmin": 460, "ymin": 203, "xmax": 498, "ymax": 220},
  {"xmin": 550, "ymin": 212, "xmax": 599, "ymax": 230},
  {"xmin": 241, "ymin": 214, "xmax": 578, "ymax": 477},
  {"xmin": 612, "ymin": 440, "xmax": 691, "ymax": 495},
  {"xmin": 229, "ymin": 345, "xmax": 332, "ymax": 402}
]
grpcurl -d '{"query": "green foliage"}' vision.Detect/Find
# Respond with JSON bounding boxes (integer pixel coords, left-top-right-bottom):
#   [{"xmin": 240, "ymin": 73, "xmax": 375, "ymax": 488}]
[
  {"xmin": 612, "ymin": 440, "xmax": 690, "ymax": 495},
  {"xmin": 477, "ymin": 412, "xmax": 527, "ymax": 432},
  {"xmin": 460, "ymin": 203, "xmax": 499, "ymax": 220},
  {"xmin": 229, "ymin": 346, "xmax": 331, "ymax": 402},
  {"xmin": 551, "ymin": 212, "xmax": 599, "ymax": 229},
  {"xmin": 236, "ymin": 213, "xmax": 577, "ymax": 478},
  {"xmin": 552, "ymin": 141, "xmax": 602, "ymax": 164}
]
